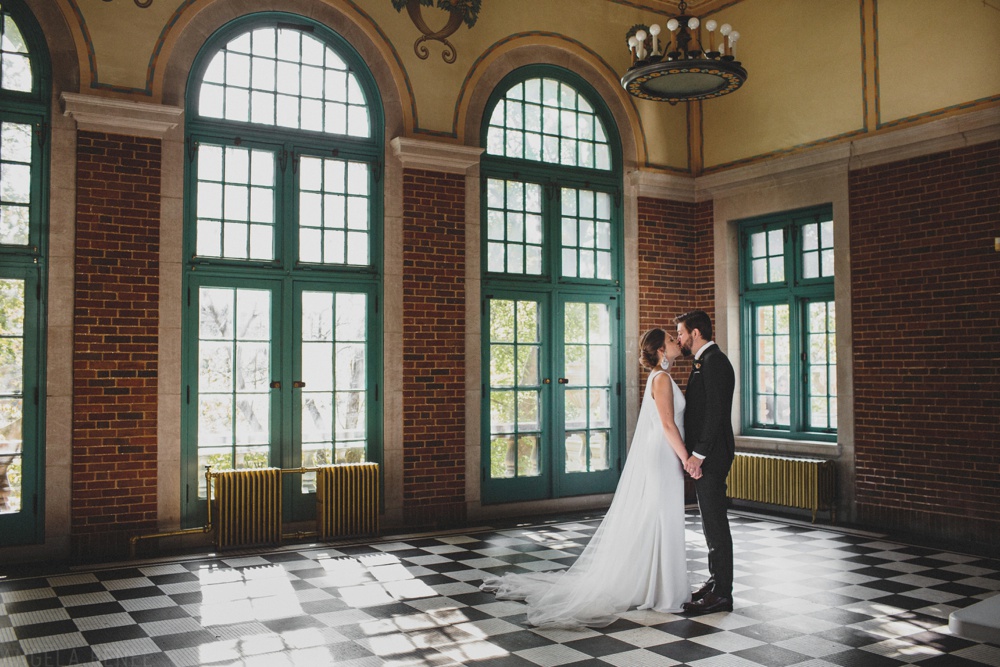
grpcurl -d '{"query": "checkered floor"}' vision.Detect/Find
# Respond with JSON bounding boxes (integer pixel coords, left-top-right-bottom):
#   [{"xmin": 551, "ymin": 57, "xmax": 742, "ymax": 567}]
[{"xmin": 1, "ymin": 510, "xmax": 998, "ymax": 667}]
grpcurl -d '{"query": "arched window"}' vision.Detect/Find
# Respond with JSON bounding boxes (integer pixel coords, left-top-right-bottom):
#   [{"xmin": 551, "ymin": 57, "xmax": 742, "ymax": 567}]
[
  {"xmin": 182, "ymin": 14, "xmax": 383, "ymax": 526},
  {"xmin": 479, "ymin": 67, "xmax": 623, "ymax": 504},
  {"xmin": 0, "ymin": 0, "xmax": 50, "ymax": 545}
]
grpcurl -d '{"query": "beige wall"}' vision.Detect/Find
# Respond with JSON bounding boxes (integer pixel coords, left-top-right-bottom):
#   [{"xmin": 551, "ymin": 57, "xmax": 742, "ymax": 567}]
[{"xmin": 54, "ymin": 0, "xmax": 999, "ymax": 173}]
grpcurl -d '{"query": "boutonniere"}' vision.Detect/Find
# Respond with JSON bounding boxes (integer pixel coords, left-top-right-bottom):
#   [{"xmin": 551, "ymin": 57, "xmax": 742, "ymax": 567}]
[{"xmin": 693, "ymin": 359, "xmax": 703, "ymax": 371}]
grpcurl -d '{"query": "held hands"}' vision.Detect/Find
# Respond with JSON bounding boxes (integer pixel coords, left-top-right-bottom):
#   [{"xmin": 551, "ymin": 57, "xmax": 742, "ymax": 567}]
[{"xmin": 684, "ymin": 456, "xmax": 703, "ymax": 479}]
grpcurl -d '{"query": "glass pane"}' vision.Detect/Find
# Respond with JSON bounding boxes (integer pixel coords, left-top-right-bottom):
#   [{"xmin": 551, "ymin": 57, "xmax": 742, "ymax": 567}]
[
  {"xmin": 301, "ymin": 290, "xmax": 368, "ymax": 467},
  {"xmin": 560, "ymin": 187, "xmax": 614, "ymax": 281},
  {"xmin": 806, "ymin": 300, "xmax": 836, "ymax": 430},
  {"xmin": 564, "ymin": 302, "xmax": 586, "ymax": 343},
  {"xmin": 485, "ymin": 179, "xmax": 543, "ymax": 275},
  {"xmin": 564, "ymin": 431, "xmax": 586, "ymax": 472},
  {"xmin": 196, "ymin": 145, "xmax": 276, "ymax": 261},
  {"xmin": 517, "ymin": 390, "xmax": 539, "ymax": 430},
  {"xmin": 486, "ymin": 76, "xmax": 611, "ymax": 171},
  {"xmin": 488, "ymin": 298, "xmax": 542, "ymax": 481},
  {"xmin": 517, "ymin": 436, "xmax": 540, "ymax": 476},
  {"xmin": 516, "ymin": 346, "xmax": 538, "ymax": 385},
  {"xmin": 801, "ymin": 219, "xmax": 835, "ymax": 280},
  {"xmin": 491, "ymin": 390, "xmax": 514, "ymax": 432},
  {"xmin": 299, "ymin": 156, "xmax": 369, "ymax": 266},
  {"xmin": 197, "ymin": 26, "xmax": 370, "ymax": 137},
  {"xmin": 197, "ymin": 287, "xmax": 272, "ymax": 497},
  {"xmin": 588, "ymin": 431, "xmax": 609, "ymax": 471},
  {"xmin": 561, "ymin": 301, "xmax": 614, "ymax": 473},
  {"xmin": 752, "ymin": 303, "xmax": 790, "ymax": 428},
  {"xmin": 0, "ymin": 278, "xmax": 23, "ymax": 515},
  {"xmin": 491, "ymin": 344, "xmax": 514, "ymax": 387},
  {"xmin": 490, "ymin": 435, "xmax": 515, "ymax": 479},
  {"xmin": 490, "ymin": 299, "xmax": 515, "ymax": 342}
]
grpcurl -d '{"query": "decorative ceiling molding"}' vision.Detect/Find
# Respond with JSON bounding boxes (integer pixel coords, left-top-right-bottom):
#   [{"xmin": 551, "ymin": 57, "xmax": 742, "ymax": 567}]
[{"xmin": 613, "ymin": 0, "xmax": 741, "ymax": 16}]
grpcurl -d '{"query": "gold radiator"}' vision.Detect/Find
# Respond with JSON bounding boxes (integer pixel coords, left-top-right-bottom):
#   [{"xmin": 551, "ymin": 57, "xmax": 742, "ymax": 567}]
[
  {"xmin": 316, "ymin": 463, "xmax": 380, "ymax": 539},
  {"xmin": 212, "ymin": 468, "xmax": 283, "ymax": 549},
  {"xmin": 726, "ymin": 453, "xmax": 836, "ymax": 522}
]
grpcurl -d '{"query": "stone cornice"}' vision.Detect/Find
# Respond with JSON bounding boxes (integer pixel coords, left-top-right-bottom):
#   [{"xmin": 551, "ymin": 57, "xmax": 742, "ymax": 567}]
[
  {"xmin": 628, "ymin": 169, "xmax": 697, "ymax": 203},
  {"xmin": 846, "ymin": 106, "xmax": 1000, "ymax": 170},
  {"xmin": 61, "ymin": 93, "xmax": 183, "ymax": 138},
  {"xmin": 391, "ymin": 137, "xmax": 484, "ymax": 173},
  {"xmin": 633, "ymin": 106, "xmax": 1000, "ymax": 202}
]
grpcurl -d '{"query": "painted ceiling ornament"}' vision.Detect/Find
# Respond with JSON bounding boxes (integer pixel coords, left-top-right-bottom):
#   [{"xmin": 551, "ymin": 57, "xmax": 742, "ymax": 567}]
[
  {"xmin": 101, "ymin": 0, "xmax": 154, "ymax": 8},
  {"xmin": 392, "ymin": 0, "xmax": 482, "ymax": 64}
]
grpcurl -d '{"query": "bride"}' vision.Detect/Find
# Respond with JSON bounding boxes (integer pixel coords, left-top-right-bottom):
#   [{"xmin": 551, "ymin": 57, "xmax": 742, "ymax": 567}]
[{"xmin": 481, "ymin": 328, "xmax": 697, "ymax": 628}]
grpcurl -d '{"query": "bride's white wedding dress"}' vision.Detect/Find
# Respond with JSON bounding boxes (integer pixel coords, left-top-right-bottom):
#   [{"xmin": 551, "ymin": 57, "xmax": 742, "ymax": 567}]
[{"xmin": 481, "ymin": 369, "xmax": 690, "ymax": 628}]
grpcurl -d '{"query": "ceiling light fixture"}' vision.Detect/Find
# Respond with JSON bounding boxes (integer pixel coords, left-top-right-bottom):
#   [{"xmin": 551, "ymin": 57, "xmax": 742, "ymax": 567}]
[{"xmin": 621, "ymin": 1, "xmax": 746, "ymax": 104}]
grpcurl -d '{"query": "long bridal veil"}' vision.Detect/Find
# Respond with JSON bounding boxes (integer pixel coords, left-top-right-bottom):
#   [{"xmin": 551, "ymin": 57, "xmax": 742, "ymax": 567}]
[{"xmin": 481, "ymin": 370, "xmax": 690, "ymax": 628}]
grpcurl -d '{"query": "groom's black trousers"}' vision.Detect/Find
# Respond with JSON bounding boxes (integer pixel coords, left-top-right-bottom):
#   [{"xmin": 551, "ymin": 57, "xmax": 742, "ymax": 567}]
[{"xmin": 695, "ymin": 470, "xmax": 734, "ymax": 598}]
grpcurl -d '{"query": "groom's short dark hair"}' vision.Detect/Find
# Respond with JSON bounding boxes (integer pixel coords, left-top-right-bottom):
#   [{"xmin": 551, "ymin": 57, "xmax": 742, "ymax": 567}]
[{"xmin": 676, "ymin": 310, "xmax": 712, "ymax": 341}]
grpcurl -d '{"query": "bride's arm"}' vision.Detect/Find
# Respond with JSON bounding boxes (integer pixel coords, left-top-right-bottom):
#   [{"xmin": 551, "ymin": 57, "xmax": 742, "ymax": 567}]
[{"xmin": 652, "ymin": 373, "xmax": 689, "ymax": 466}]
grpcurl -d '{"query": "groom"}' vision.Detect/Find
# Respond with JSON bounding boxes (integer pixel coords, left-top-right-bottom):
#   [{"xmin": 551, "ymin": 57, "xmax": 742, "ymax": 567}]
[{"xmin": 676, "ymin": 310, "xmax": 736, "ymax": 615}]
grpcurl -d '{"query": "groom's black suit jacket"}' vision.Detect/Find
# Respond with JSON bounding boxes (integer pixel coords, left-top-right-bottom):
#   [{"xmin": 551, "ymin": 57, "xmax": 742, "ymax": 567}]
[{"xmin": 684, "ymin": 344, "xmax": 736, "ymax": 477}]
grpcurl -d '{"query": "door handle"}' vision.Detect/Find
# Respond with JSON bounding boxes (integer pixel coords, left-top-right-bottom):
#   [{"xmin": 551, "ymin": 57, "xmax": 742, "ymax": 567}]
[
  {"xmin": 292, "ymin": 380, "xmax": 306, "ymax": 388},
  {"xmin": 557, "ymin": 378, "xmax": 569, "ymax": 384}
]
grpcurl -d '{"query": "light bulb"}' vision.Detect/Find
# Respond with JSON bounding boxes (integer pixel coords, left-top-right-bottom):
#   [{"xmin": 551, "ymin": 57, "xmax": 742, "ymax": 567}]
[
  {"xmin": 649, "ymin": 24, "xmax": 661, "ymax": 55},
  {"xmin": 667, "ymin": 18, "xmax": 679, "ymax": 32},
  {"xmin": 705, "ymin": 19, "xmax": 717, "ymax": 31},
  {"xmin": 688, "ymin": 17, "xmax": 699, "ymax": 30},
  {"xmin": 635, "ymin": 30, "xmax": 647, "ymax": 59},
  {"xmin": 720, "ymin": 23, "xmax": 732, "ymax": 35},
  {"xmin": 729, "ymin": 31, "xmax": 740, "ymax": 43}
]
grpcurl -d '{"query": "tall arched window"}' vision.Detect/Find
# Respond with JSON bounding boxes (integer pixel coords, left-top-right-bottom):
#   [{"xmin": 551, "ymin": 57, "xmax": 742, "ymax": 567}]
[
  {"xmin": 0, "ymin": 0, "xmax": 50, "ymax": 545},
  {"xmin": 480, "ymin": 66, "xmax": 623, "ymax": 503},
  {"xmin": 182, "ymin": 14, "xmax": 383, "ymax": 526}
]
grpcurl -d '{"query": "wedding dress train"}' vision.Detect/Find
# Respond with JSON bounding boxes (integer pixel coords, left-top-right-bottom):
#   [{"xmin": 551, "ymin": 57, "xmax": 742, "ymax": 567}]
[{"xmin": 481, "ymin": 369, "xmax": 690, "ymax": 628}]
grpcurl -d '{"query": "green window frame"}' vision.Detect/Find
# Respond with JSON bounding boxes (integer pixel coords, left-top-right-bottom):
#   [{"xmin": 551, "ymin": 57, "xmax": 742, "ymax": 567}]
[
  {"xmin": 740, "ymin": 205, "xmax": 837, "ymax": 442},
  {"xmin": 481, "ymin": 66, "xmax": 625, "ymax": 504},
  {"xmin": 181, "ymin": 13, "xmax": 383, "ymax": 526},
  {"xmin": 0, "ymin": 0, "xmax": 51, "ymax": 546}
]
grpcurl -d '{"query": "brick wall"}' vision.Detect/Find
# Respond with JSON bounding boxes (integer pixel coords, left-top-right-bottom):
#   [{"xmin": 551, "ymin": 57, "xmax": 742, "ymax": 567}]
[
  {"xmin": 401, "ymin": 168, "xmax": 467, "ymax": 527},
  {"xmin": 850, "ymin": 139, "xmax": 1000, "ymax": 548},
  {"xmin": 637, "ymin": 197, "xmax": 715, "ymax": 502},
  {"xmin": 72, "ymin": 131, "xmax": 161, "ymax": 559},
  {"xmin": 637, "ymin": 197, "xmax": 715, "ymax": 377}
]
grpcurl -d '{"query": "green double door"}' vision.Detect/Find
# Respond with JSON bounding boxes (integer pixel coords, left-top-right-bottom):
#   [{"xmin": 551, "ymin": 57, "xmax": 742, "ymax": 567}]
[
  {"xmin": 482, "ymin": 291, "xmax": 622, "ymax": 504},
  {"xmin": 183, "ymin": 276, "xmax": 378, "ymax": 526}
]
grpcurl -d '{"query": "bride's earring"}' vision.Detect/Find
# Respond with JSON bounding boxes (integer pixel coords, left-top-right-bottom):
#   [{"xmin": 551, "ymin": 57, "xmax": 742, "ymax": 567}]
[{"xmin": 660, "ymin": 356, "xmax": 671, "ymax": 370}]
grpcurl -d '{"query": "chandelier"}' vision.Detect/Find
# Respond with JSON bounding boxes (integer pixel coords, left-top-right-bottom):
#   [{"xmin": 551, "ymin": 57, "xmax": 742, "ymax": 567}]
[{"xmin": 621, "ymin": 1, "xmax": 746, "ymax": 104}]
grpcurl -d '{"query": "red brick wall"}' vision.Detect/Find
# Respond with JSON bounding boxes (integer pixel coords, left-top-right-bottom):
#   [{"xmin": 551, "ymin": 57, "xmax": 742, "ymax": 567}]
[
  {"xmin": 637, "ymin": 197, "xmax": 715, "ymax": 380},
  {"xmin": 850, "ymin": 139, "xmax": 1000, "ymax": 547},
  {"xmin": 72, "ymin": 131, "xmax": 161, "ymax": 559},
  {"xmin": 401, "ymin": 168, "xmax": 467, "ymax": 527},
  {"xmin": 637, "ymin": 197, "xmax": 714, "ymax": 502}
]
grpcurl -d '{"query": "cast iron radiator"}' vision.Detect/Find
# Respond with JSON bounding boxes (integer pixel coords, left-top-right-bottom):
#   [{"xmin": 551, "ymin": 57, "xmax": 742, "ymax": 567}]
[
  {"xmin": 726, "ymin": 452, "xmax": 836, "ymax": 522},
  {"xmin": 212, "ymin": 468, "xmax": 283, "ymax": 548},
  {"xmin": 316, "ymin": 463, "xmax": 380, "ymax": 539}
]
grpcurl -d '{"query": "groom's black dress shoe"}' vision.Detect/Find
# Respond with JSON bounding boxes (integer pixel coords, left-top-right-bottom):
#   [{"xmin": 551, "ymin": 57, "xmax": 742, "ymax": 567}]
[
  {"xmin": 691, "ymin": 582, "xmax": 713, "ymax": 602},
  {"xmin": 682, "ymin": 591, "xmax": 733, "ymax": 615}
]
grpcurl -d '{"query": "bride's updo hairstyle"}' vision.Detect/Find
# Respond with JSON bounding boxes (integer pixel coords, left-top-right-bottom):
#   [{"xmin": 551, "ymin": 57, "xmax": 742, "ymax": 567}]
[{"xmin": 639, "ymin": 328, "xmax": 666, "ymax": 370}]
